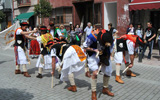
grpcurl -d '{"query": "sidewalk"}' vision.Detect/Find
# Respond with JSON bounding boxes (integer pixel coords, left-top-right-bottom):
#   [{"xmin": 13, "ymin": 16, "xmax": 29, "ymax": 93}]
[{"xmin": 134, "ymin": 49, "xmax": 160, "ymax": 66}]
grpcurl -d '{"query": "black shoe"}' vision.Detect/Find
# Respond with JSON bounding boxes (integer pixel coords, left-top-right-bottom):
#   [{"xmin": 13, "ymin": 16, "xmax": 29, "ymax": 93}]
[{"xmin": 36, "ymin": 73, "xmax": 42, "ymax": 78}]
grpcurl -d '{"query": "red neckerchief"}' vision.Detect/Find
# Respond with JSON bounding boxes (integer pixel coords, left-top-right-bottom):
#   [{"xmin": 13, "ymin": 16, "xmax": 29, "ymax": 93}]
[
  {"xmin": 148, "ymin": 26, "xmax": 152, "ymax": 31},
  {"xmin": 101, "ymin": 29, "xmax": 106, "ymax": 40}
]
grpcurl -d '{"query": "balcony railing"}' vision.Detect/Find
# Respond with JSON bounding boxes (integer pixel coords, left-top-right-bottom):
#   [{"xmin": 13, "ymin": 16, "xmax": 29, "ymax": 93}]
[{"xmin": 17, "ymin": 0, "xmax": 31, "ymax": 8}]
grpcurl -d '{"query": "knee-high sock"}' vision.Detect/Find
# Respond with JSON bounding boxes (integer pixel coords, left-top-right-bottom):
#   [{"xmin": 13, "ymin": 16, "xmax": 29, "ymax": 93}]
[
  {"xmin": 85, "ymin": 63, "xmax": 89, "ymax": 72},
  {"xmin": 91, "ymin": 78, "xmax": 97, "ymax": 92},
  {"xmin": 22, "ymin": 64, "xmax": 27, "ymax": 72},
  {"xmin": 103, "ymin": 75, "xmax": 110, "ymax": 88},
  {"xmin": 68, "ymin": 73, "xmax": 75, "ymax": 86},
  {"xmin": 85, "ymin": 67, "xmax": 89, "ymax": 72},
  {"xmin": 16, "ymin": 64, "xmax": 20, "ymax": 70},
  {"xmin": 116, "ymin": 65, "xmax": 121, "ymax": 76},
  {"xmin": 38, "ymin": 67, "xmax": 43, "ymax": 74}
]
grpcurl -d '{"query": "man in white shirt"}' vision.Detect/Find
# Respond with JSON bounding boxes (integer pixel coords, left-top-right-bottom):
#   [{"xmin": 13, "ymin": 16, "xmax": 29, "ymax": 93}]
[{"xmin": 84, "ymin": 22, "xmax": 93, "ymax": 37}]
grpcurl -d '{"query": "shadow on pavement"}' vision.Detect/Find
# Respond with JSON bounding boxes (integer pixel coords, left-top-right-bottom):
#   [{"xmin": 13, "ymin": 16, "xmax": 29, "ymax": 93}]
[
  {"xmin": 27, "ymin": 67, "xmax": 37, "ymax": 74},
  {"xmin": 152, "ymin": 55, "xmax": 160, "ymax": 59},
  {"xmin": 0, "ymin": 88, "xmax": 34, "ymax": 100},
  {"xmin": 0, "ymin": 61, "xmax": 6, "ymax": 64},
  {"xmin": 97, "ymin": 83, "xmax": 113, "ymax": 99},
  {"xmin": 112, "ymin": 70, "xmax": 140, "ymax": 78},
  {"xmin": 0, "ymin": 60, "xmax": 14, "ymax": 65},
  {"xmin": 63, "ymin": 78, "xmax": 91, "ymax": 90}
]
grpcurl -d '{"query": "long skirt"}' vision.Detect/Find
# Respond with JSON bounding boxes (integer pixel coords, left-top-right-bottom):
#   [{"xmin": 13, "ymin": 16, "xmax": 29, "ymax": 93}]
[{"xmin": 29, "ymin": 40, "xmax": 40, "ymax": 55}]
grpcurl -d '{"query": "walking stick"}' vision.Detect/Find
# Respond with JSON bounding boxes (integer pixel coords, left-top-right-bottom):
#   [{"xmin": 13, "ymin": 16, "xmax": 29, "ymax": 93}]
[
  {"xmin": 96, "ymin": 64, "xmax": 102, "ymax": 75},
  {"xmin": 95, "ymin": 51, "xmax": 99, "ymax": 58},
  {"xmin": 122, "ymin": 54, "xmax": 130, "ymax": 78},
  {"xmin": 51, "ymin": 74, "xmax": 54, "ymax": 88},
  {"xmin": 122, "ymin": 67, "xmax": 129, "ymax": 74}
]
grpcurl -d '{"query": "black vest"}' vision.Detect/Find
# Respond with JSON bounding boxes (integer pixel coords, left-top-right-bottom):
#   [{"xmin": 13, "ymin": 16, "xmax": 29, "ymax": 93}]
[
  {"xmin": 109, "ymin": 28, "xmax": 114, "ymax": 35},
  {"xmin": 14, "ymin": 34, "xmax": 25, "ymax": 49},
  {"xmin": 41, "ymin": 44, "xmax": 49, "ymax": 56},
  {"xmin": 116, "ymin": 39, "xmax": 128, "ymax": 52},
  {"xmin": 51, "ymin": 43, "xmax": 70, "ymax": 60},
  {"xmin": 87, "ymin": 41, "xmax": 97, "ymax": 57}
]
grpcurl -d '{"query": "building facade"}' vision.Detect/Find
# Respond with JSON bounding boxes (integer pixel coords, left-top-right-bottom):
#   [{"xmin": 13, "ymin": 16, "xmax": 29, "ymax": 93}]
[
  {"xmin": 0, "ymin": 0, "xmax": 12, "ymax": 30},
  {"xmin": 13, "ymin": 0, "xmax": 39, "ymax": 28},
  {"xmin": 46, "ymin": 0, "xmax": 130, "ymax": 34},
  {"xmin": 13, "ymin": 0, "xmax": 131, "ymax": 34}
]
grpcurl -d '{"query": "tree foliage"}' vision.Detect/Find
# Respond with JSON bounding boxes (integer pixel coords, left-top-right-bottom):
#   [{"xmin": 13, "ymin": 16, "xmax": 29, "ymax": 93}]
[
  {"xmin": 34, "ymin": 0, "xmax": 52, "ymax": 18},
  {"xmin": 0, "ymin": 11, "xmax": 6, "ymax": 23}
]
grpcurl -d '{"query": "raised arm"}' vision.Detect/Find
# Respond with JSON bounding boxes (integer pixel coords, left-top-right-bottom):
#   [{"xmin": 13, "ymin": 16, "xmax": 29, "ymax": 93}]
[{"xmin": 25, "ymin": 35, "xmax": 37, "ymax": 40}]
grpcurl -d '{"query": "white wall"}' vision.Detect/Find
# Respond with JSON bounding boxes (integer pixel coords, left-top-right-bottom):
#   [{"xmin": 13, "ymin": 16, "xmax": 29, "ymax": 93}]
[{"xmin": 104, "ymin": 2, "xmax": 117, "ymax": 30}]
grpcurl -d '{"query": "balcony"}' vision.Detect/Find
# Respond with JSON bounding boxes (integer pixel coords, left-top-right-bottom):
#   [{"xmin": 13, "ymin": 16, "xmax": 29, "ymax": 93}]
[
  {"xmin": 72, "ymin": 0, "xmax": 93, "ymax": 3},
  {"xmin": 17, "ymin": 0, "xmax": 31, "ymax": 8}
]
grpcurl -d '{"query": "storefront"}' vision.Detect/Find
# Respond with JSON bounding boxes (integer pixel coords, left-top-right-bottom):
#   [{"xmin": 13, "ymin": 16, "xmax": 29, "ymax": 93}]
[{"xmin": 129, "ymin": 0, "xmax": 160, "ymax": 32}]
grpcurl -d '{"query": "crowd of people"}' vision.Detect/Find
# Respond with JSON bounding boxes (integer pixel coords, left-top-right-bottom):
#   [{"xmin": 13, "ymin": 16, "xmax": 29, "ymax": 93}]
[{"xmin": 13, "ymin": 20, "xmax": 159, "ymax": 100}]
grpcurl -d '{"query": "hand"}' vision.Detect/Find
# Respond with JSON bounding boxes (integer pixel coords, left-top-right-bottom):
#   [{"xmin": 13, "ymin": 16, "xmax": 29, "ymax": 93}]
[
  {"xmin": 144, "ymin": 40, "xmax": 147, "ymax": 43},
  {"xmin": 79, "ymin": 33, "xmax": 82, "ymax": 36},
  {"xmin": 128, "ymin": 64, "xmax": 133, "ymax": 68},
  {"xmin": 94, "ymin": 49, "xmax": 99, "ymax": 53},
  {"xmin": 148, "ymin": 38, "xmax": 152, "ymax": 42},
  {"xmin": 51, "ymin": 71, "xmax": 54, "ymax": 76}
]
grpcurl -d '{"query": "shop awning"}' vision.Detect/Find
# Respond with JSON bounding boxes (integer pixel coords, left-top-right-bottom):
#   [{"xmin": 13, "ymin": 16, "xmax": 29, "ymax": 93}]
[
  {"xmin": 14, "ymin": 12, "xmax": 34, "ymax": 22},
  {"xmin": 129, "ymin": 0, "xmax": 160, "ymax": 11}
]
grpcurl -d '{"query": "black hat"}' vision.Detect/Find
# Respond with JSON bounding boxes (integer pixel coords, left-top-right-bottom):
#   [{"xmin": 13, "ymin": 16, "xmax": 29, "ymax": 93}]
[
  {"xmin": 20, "ymin": 21, "xmax": 29, "ymax": 26},
  {"xmin": 97, "ymin": 29, "xmax": 113, "ymax": 46},
  {"xmin": 46, "ymin": 40, "xmax": 54, "ymax": 47},
  {"xmin": 40, "ymin": 26, "xmax": 47, "ymax": 31}
]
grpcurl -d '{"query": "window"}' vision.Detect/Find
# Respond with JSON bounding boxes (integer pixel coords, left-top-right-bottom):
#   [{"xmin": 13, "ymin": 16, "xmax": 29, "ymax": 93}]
[
  {"xmin": 17, "ymin": 0, "xmax": 31, "ymax": 7},
  {"xmin": 55, "ymin": 8, "xmax": 63, "ymax": 24},
  {"xmin": 65, "ymin": 7, "xmax": 72, "ymax": 24},
  {"xmin": 51, "ymin": 7, "xmax": 72, "ymax": 24},
  {"xmin": 94, "ymin": 3, "xmax": 101, "ymax": 24}
]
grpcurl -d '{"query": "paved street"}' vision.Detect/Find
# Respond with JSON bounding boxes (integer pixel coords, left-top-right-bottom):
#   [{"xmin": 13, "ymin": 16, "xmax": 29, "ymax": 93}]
[{"xmin": 0, "ymin": 48, "xmax": 160, "ymax": 100}]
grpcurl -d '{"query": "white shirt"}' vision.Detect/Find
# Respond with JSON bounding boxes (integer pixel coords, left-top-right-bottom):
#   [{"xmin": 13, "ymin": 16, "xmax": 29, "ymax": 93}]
[
  {"xmin": 50, "ymin": 29, "xmax": 62, "ymax": 37},
  {"xmin": 84, "ymin": 26, "xmax": 93, "ymax": 36},
  {"xmin": 50, "ymin": 48, "xmax": 56, "ymax": 57},
  {"xmin": 16, "ymin": 29, "xmax": 23, "ymax": 35},
  {"xmin": 126, "ymin": 40, "xmax": 135, "ymax": 55},
  {"xmin": 83, "ymin": 37, "xmax": 93, "ymax": 48},
  {"xmin": 56, "ymin": 29, "xmax": 62, "ymax": 37},
  {"xmin": 50, "ymin": 29, "xmax": 54, "ymax": 37},
  {"xmin": 128, "ymin": 27, "xmax": 134, "ymax": 35}
]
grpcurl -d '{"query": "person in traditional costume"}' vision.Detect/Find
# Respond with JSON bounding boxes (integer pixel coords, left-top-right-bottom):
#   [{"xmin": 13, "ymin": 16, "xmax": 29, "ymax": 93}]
[
  {"xmin": 14, "ymin": 21, "xmax": 37, "ymax": 77},
  {"xmin": 49, "ymin": 21, "xmax": 62, "ymax": 38},
  {"xmin": 46, "ymin": 39, "xmax": 86, "ymax": 92},
  {"xmin": 35, "ymin": 26, "xmax": 54, "ymax": 78},
  {"xmin": 83, "ymin": 29, "xmax": 114, "ymax": 100},
  {"xmin": 29, "ymin": 28, "xmax": 40, "ymax": 58},
  {"xmin": 114, "ymin": 34, "xmax": 144, "ymax": 84}
]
